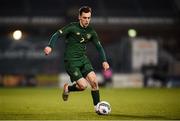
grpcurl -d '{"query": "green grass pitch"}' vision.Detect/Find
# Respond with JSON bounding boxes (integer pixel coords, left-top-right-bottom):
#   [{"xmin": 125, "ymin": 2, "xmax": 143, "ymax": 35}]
[{"xmin": 0, "ymin": 87, "xmax": 180, "ymax": 120}]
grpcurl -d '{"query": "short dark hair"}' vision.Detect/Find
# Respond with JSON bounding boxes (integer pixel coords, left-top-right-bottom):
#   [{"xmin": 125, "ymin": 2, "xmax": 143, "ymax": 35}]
[{"xmin": 79, "ymin": 6, "xmax": 92, "ymax": 16}]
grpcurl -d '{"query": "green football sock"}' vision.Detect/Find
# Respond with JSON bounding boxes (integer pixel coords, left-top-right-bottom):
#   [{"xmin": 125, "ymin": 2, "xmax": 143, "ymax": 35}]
[
  {"xmin": 91, "ymin": 90, "xmax": 100, "ymax": 106},
  {"xmin": 68, "ymin": 84, "xmax": 81, "ymax": 92}
]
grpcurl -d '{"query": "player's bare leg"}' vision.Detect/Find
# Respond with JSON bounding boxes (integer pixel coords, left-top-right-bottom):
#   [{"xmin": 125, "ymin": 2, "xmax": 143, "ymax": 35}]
[
  {"xmin": 86, "ymin": 71, "xmax": 100, "ymax": 112},
  {"xmin": 86, "ymin": 71, "xmax": 99, "ymax": 91},
  {"xmin": 62, "ymin": 78, "xmax": 88, "ymax": 101}
]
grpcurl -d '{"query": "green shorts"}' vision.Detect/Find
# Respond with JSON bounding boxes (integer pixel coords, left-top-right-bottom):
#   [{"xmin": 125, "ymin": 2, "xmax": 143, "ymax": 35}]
[{"xmin": 64, "ymin": 57, "xmax": 94, "ymax": 82}]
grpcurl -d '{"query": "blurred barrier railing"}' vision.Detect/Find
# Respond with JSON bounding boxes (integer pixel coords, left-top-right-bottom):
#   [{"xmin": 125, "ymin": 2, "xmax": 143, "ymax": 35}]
[{"xmin": 0, "ymin": 16, "xmax": 176, "ymax": 26}]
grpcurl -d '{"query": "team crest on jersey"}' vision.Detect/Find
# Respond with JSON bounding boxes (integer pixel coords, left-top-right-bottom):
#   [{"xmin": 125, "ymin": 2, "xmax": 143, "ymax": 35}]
[
  {"xmin": 86, "ymin": 34, "xmax": 91, "ymax": 39},
  {"xmin": 73, "ymin": 71, "xmax": 78, "ymax": 76},
  {"xmin": 76, "ymin": 32, "xmax": 80, "ymax": 35}
]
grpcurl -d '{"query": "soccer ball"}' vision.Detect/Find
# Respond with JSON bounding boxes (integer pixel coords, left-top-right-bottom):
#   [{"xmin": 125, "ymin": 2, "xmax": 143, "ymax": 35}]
[{"xmin": 96, "ymin": 101, "xmax": 111, "ymax": 115}]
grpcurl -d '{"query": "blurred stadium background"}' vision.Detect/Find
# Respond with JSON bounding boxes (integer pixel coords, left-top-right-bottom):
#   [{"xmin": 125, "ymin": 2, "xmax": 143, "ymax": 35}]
[{"xmin": 0, "ymin": 0, "xmax": 180, "ymax": 88}]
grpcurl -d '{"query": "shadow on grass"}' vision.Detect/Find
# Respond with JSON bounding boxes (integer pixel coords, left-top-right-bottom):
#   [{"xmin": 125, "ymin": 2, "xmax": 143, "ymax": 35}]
[
  {"xmin": 75, "ymin": 111, "xmax": 177, "ymax": 120},
  {"xmin": 1, "ymin": 113, "xmax": 179, "ymax": 120}
]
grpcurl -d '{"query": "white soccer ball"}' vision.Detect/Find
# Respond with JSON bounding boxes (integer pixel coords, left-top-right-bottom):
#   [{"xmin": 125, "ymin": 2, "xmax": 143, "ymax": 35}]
[{"xmin": 96, "ymin": 101, "xmax": 111, "ymax": 115}]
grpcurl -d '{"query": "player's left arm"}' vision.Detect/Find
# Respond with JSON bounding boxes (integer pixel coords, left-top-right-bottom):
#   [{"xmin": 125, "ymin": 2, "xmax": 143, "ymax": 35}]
[{"xmin": 91, "ymin": 31, "xmax": 110, "ymax": 71}]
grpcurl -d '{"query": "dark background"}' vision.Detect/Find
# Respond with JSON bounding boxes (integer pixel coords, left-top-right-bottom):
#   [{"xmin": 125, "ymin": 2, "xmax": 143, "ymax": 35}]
[{"xmin": 0, "ymin": 0, "xmax": 179, "ymax": 76}]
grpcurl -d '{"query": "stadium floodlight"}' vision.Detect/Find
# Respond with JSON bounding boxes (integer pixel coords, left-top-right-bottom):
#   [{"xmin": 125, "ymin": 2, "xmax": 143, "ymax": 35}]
[
  {"xmin": 128, "ymin": 29, "xmax": 137, "ymax": 38},
  {"xmin": 13, "ymin": 30, "xmax": 22, "ymax": 40}
]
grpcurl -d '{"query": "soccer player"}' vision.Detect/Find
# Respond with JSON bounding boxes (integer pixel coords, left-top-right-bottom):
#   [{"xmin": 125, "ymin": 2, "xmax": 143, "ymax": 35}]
[{"xmin": 44, "ymin": 6, "xmax": 110, "ymax": 113}]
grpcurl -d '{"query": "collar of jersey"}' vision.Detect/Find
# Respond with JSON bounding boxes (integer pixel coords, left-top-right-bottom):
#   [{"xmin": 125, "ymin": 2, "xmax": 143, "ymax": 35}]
[{"xmin": 78, "ymin": 22, "xmax": 88, "ymax": 30}]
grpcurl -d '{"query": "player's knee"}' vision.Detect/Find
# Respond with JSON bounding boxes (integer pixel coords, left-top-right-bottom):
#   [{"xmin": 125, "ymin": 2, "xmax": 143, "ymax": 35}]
[
  {"xmin": 88, "ymin": 73, "xmax": 97, "ymax": 82},
  {"xmin": 87, "ymin": 72, "xmax": 98, "ymax": 90}
]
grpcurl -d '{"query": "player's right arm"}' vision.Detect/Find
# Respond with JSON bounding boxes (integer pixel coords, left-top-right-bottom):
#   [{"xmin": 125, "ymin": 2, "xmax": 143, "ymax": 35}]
[
  {"xmin": 44, "ymin": 46, "xmax": 52, "ymax": 55},
  {"xmin": 44, "ymin": 23, "xmax": 72, "ymax": 55},
  {"xmin": 44, "ymin": 31, "xmax": 60, "ymax": 55}
]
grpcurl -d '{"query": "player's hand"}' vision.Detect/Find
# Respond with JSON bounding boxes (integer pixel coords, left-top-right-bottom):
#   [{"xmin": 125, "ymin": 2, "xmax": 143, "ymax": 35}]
[
  {"xmin": 44, "ymin": 46, "xmax": 52, "ymax": 55},
  {"xmin": 102, "ymin": 61, "xmax": 110, "ymax": 71}
]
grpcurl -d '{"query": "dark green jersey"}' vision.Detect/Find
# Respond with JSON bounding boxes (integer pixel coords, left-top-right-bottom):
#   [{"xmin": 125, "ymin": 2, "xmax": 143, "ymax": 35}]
[{"xmin": 48, "ymin": 22, "xmax": 107, "ymax": 62}]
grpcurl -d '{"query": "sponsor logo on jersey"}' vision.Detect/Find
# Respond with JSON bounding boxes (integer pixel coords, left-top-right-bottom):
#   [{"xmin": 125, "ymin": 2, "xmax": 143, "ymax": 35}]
[
  {"xmin": 80, "ymin": 37, "xmax": 85, "ymax": 43},
  {"xmin": 73, "ymin": 71, "xmax": 78, "ymax": 76}
]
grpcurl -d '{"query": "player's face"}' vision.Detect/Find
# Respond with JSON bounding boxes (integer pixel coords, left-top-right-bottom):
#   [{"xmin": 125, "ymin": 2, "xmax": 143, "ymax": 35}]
[{"xmin": 79, "ymin": 12, "xmax": 91, "ymax": 28}]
